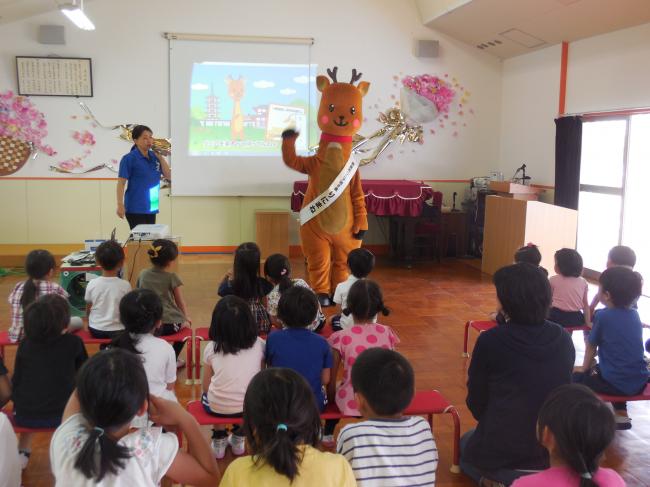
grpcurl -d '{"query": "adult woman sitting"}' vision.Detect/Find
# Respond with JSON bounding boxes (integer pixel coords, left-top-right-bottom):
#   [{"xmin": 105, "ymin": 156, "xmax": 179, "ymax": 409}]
[{"xmin": 460, "ymin": 263, "xmax": 575, "ymax": 485}]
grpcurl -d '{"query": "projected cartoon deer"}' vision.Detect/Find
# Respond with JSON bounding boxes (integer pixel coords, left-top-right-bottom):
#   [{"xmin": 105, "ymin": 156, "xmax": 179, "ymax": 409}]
[
  {"xmin": 281, "ymin": 67, "xmax": 370, "ymax": 305},
  {"xmin": 226, "ymin": 75, "xmax": 245, "ymax": 140}
]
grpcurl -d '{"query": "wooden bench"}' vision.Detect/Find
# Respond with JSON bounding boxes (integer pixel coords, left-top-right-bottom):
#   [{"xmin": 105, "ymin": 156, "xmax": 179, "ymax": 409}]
[
  {"xmin": 598, "ymin": 383, "xmax": 650, "ymax": 403},
  {"xmin": 2, "ymin": 410, "xmax": 56, "ymax": 435},
  {"xmin": 0, "ymin": 327, "xmax": 195, "ymax": 384},
  {"xmin": 185, "ymin": 389, "xmax": 461, "ymax": 473},
  {"xmin": 462, "ymin": 320, "xmax": 591, "ymax": 357}
]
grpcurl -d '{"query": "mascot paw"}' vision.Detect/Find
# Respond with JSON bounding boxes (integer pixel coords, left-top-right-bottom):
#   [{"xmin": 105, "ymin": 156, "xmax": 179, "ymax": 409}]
[
  {"xmin": 352, "ymin": 230, "xmax": 366, "ymax": 240},
  {"xmin": 317, "ymin": 293, "xmax": 334, "ymax": 307},
  {"xmin": 281, "ymin": 129, "xmax": 300, "ymax": 139}
]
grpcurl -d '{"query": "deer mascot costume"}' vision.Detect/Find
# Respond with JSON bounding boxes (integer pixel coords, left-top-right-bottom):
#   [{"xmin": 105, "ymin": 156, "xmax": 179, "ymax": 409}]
[{"xmin": 282, "ymin": 67, "xmax": 369, "ymax": 305}]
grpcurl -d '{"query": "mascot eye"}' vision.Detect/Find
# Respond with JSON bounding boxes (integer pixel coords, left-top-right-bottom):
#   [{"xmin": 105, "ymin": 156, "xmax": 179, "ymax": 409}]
[
  {"xmin": 328, "ymin": 104, "xmax": 335, "ymax": 112},
  {"xmin": 350, "ymin": 107, "xmax": 356, "ymax": 115}
]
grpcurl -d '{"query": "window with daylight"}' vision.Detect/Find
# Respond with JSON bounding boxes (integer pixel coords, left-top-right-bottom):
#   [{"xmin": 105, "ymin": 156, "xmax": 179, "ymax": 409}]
[{"xmin": 577, "ymin": 113, "xmax": 650, "ymax": 294}]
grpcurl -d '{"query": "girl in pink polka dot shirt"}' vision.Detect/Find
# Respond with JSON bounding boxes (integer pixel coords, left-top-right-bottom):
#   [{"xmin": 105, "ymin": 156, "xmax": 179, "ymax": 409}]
[{"xmin": 324, "ymin": 280, "xmax": 399, "ymax": 442}]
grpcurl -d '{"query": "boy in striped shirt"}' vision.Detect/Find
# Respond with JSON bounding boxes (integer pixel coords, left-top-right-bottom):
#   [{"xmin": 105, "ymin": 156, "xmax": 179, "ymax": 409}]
[{"xmin": 337, "ymin": 348, "xmax": 438, "ymax": 486}]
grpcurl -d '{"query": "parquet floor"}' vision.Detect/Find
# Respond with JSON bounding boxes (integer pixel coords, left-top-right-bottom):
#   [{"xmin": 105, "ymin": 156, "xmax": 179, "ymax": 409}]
[{"xmin": 1, "ymin": 255, "xmax": 648, "ymax": 486}]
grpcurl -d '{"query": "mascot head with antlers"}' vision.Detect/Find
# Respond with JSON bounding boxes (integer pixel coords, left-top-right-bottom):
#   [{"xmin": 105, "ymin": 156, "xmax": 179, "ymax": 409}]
[{"xmin": 316, "ymin": 67, "xmax": 370, "ymax": 138}]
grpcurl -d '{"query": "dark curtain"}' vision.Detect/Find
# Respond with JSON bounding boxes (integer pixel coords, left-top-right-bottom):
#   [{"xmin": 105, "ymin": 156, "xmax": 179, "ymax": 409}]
[{"xmin": 554, "ymin": 116, "xmax": 582, "ymax": 210}]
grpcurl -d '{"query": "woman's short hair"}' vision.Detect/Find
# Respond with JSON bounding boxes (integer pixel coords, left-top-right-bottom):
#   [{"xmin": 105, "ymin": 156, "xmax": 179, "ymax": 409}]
[
  {"xmin": 131, "ymin": 125, "xmax": 152, "ymax": 140},
  {"xmin": 493, "ymin": 263, "xmax": 551, "ymax": 325}
]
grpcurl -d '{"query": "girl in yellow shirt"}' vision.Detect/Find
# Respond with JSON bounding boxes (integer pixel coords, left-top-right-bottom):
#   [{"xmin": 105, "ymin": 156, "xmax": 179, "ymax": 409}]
[{"xmin": 220, "ymin": 368, "xmax": 356, "ymax": 486}]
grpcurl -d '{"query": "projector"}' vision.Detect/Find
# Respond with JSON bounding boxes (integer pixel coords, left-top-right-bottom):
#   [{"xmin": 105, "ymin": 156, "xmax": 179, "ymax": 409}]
[{"xmin": 130, "ymin": 224, "xmax": 171, "ymax": 241}]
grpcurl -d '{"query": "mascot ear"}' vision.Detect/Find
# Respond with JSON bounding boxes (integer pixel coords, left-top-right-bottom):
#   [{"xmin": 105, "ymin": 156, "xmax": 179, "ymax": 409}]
[
  {"xmin": 357, "ymin": 81, "xmax": 370, "ymax": 97},
  {"xmin": 316, "ymin": 75, "xmax": 330, "ymax": 93}
]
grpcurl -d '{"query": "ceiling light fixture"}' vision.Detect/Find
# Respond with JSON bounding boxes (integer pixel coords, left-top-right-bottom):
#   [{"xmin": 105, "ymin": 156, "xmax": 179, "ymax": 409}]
[{"xmin": 60, "ymin": 0, "xmax": 95, "ymax": 31}]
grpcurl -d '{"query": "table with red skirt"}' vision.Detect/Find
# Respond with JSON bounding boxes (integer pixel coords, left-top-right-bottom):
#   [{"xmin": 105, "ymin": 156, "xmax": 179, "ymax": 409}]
[{"xmin": 291, "ymin": 179, "xmax": 443, "ymax": 261}]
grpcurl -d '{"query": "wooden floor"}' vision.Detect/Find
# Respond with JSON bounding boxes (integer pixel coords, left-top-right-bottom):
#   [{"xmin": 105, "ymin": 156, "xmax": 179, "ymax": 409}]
[{"xmin": 1, "ymin": 255, "xmax": 649, "ymax": 486}]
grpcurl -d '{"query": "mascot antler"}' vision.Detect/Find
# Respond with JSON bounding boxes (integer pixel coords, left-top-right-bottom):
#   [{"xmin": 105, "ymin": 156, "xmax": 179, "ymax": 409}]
[
  {"xmin": 326, "ymin": 66, "xmax": 338, "ymax": 83},
  {"xmin": 350, "ymin": 69, "xmax": 363, "ymax": 84}
]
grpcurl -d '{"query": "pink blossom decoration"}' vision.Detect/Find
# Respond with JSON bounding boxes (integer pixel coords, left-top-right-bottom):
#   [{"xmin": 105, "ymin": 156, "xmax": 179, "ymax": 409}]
[
  {"xmin": 57, "ymin": 157, "xmax": 84, "ymax": 171},
  {"xmin": 401, "ymin": 75, "xmax": 456, "ymax": 114},
  {"xmin": 72, "ymin": 130, "xmax": 96, "ymax": 146},
  {"xmin": 0, "ymin": 90, "xmax": 56, "ymax": 156}
]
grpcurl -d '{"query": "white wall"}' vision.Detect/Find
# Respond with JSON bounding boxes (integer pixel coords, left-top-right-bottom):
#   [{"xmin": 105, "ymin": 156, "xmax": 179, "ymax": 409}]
[
  {"xmin": 499, "ymin": 45, "xmax": 561, "ymax": 185},
  {"xmin": 499, "ymin": 22, "xmax": 650, "ymax": 186},
  {"xmin": 0, "ymin": 0, "xmax": 502, "ymax": 246}
]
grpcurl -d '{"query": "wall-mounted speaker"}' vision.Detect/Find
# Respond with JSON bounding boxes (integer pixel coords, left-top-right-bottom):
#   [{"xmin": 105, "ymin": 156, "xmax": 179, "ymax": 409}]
[
  {"xmin": 414, "ymin": 39, "xmax": 439, "ymax": 58},
  {"xmin": 38, "ymin": 25, "xmax": 65, "ymax": 45}
]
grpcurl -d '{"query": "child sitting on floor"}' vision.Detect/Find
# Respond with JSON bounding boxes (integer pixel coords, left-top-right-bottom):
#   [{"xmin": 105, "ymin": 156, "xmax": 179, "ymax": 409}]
[
  {"xmin": 219, "ymin": 368, "xmax": 356, "ymax": 486},
  {"xmin": 218, "ymin": 242, "xmax": 273, "ymax": 334},
  {"xmin": 512, "ymin": 384, "xmax": 624, "ymax": 487},
  {"xmin": 324, "ymin": 279, "xmax": 399, "ymax": 444},
  {"xmin": 266, "ymin": 286, "xmax": 332, "ymax": 411},
  {"xmin": 202, "ymin": 295, "xmax": 265, "ymax": 458},
  {"xmin": 264, "ymin": 253, "xmax": 325, "ymax": 332},
  {"xmin": 549, "ymin": 248, "xmax": 590, "ymax": 327},
  {"xmin": 50, "ymin": 349, "xmax": 220, "ymax": 486},
  {"xmin": 332, "ymin": 248, "xmax": 375, "ymax": 331},
  {"xmin": 337, "ymin": 348, "xmax": 438, "ymax": 486},
  {"xmin": 137, "ymin": 239, "xmax": 190, "ymax": 365},
  {"xmin": 573, "ymin": 266, "xmax": 648, "ymax": 431},
  {"xmin": 12, "ymin": 294, "xmax": 88, "ymax": 469},
  {"xmin": 8, "ymin": 249, "xmax": 82, "ymax": 342},
  {"xmin": 85, "ymin": 240, "xmax": 131, "ymax": 339},
  {"xmin": 589, "ymin": 245, "xmax": 637, "ymax": 315},
  {"xmin": 111, "ymin": 290, "xmax": 177, "ymax": 403}
]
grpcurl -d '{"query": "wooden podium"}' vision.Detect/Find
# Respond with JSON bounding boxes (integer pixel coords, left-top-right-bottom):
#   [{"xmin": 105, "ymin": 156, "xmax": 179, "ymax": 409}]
[
  {"xmin": 255, "ymin": 211, "xmax": 289, "ymax": 260},
  {"xmin": 488, "ymin": 181, "xmax": 544, "ymax": 201},
  {"xmin": 481, "ymin": 196, "xmax": 578, "ymax": 275}
]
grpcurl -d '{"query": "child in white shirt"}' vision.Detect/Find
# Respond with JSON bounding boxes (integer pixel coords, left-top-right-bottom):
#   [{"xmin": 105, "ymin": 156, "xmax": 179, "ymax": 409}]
[
  {"xmin": 0, "ymin": 413, "xmax": 20, "ymax": 487},
  {"xmin": 110, "ymin": 289, "xmax": 177, "ymax": 403},
  {"xmin": 202, "ymin": 295, "xmax": 265, "ymax": 459},
  {"xmin": 337, "ymin": 348, "xmax": 438, "ymax": 486},
  {"xmin": 50, "ymin": 348, "xmax": 220, "ymax": 486},
  {"xmin": 332, "ymin": 248, "xmax": 375, "ymax": 330},
  {"xmin": 85, "ymin": 240, "xmax": 131, "ymax": 339}
]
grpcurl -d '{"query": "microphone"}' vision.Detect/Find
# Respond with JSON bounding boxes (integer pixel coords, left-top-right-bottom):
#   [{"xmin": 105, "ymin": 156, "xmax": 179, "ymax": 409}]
[{"xmin": 512, "ymin": 163, "xmax": 527, "ymax": 182}]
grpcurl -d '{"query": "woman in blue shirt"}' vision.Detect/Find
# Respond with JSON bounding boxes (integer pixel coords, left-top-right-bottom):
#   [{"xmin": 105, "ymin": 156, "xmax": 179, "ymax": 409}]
[{"xmin": 116, "ymin": 125, "xmax": 171, "ymax": 229}]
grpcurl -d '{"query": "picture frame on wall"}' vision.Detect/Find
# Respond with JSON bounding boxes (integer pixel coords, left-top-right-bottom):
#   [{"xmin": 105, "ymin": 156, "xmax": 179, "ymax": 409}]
[{"xmin": 16, "ymin": 56, "xmax": 93, "ymax": 97}]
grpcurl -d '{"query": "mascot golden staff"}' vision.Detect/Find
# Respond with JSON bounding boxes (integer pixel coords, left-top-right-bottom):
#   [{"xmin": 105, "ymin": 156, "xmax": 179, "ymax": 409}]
[{"xmin": 282, "ymin": 67, "xmax": 369, "ymax": 306}]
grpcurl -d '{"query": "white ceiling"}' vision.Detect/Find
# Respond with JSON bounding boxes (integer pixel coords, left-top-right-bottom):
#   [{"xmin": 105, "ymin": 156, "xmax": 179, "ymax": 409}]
[
  {"xmin": 417, "ymin": 0, "xmax": 650, "ymax": 58},
  {"xmin": 0, "ymin": 0, "xmax": 97, "ymax": 25}
]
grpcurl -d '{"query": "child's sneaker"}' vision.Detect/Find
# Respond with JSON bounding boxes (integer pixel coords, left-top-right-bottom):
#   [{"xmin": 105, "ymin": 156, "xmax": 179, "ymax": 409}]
[
  {"xmin": 228, "ymin": 433, "xmax": 246, "ymax": 456},
  {"xmin": 615, "ymin": 414, "xmax": 632, "ymax": 430},
  {"xmin": 321, "ymin": 434, "xmax": 335, "ymax": 448},
  {"xmin": 211, "ymin": 436, "xmax": 228, "ymax": 459},
  {"xmin": 18, "ymin": 450, "xmax": 30, "ymax": 469}
]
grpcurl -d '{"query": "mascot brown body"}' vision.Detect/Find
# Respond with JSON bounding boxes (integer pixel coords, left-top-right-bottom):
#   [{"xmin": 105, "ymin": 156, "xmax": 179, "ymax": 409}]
[{"xmin": 282, "ymin": 68, "xmax": 369, "ymax": 304}]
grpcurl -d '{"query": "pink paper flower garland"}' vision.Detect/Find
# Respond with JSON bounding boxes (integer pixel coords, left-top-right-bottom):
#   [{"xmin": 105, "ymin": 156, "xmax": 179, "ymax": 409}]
[{"xmin": 0, "ymin": 90, "xmax": 56, "ymax": 156}]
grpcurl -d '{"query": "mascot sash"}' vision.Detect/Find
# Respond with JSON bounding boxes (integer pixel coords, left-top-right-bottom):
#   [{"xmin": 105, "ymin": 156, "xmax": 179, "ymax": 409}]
[{"xmin": 299, "ymin": 151, "xmax": 360, "ymax": 226}]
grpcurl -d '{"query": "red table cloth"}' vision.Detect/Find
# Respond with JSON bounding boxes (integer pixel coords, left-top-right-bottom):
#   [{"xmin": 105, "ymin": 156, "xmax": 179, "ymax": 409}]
[{"xmin": 291, "ymin": 179, "xmax": 442, "ymax": 217}]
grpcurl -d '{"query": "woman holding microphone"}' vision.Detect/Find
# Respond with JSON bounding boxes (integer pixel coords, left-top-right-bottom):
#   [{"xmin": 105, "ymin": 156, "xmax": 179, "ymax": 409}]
[{"xmin": 116, "ymin": 125, "xmax": 171, "ymax": 229}]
